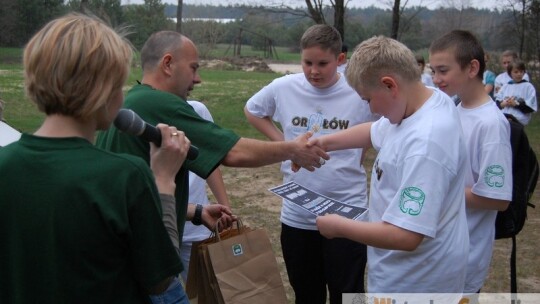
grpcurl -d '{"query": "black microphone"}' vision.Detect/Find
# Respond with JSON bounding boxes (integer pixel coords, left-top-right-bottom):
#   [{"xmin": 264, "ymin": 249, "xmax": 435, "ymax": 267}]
[{"xmin": 114, "ymin": 109, "xmax": 199, "ymax": 160}]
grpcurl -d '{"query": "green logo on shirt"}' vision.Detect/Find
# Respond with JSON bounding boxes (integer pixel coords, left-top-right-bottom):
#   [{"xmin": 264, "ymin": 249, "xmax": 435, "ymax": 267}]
[
  {"xmin": 399, "ymin": 187, "xmax": 425, "ymax": 216},
  {"xmin": 485, "ymin": 165, "xmax": 504, "ymax": 188}
]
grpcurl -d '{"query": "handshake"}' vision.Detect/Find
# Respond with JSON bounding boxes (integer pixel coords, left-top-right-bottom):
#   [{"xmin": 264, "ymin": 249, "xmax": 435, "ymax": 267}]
[{"xmin": 290, "ymin": 131, "xmax": 331, "ymax": 172}]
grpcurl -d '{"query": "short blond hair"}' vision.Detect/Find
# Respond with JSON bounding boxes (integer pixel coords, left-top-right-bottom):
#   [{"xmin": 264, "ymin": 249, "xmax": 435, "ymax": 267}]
[
  {"xmin": 346, "ymin": 36, "xmax": 420, "ymax": 90},
  {"xmin": 24, "ymin": 13, "xmax": 133, "ymax": 120}
]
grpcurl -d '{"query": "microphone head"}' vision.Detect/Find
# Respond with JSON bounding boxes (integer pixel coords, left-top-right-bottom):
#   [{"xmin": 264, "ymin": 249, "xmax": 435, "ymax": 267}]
[{"xmin": 114, "ymin": 109, "xmax": 145, "ymax": 136}]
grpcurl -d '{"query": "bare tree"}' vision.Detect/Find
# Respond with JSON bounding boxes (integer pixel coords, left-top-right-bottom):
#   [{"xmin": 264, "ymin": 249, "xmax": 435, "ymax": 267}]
[
  {"xmin": 386, "ymin": 0, "xmax": 435, "ymax": 40},
  {"xmin": 256, "ymin": 0, "xmax": 348, "ymax": 41},
  {"xmin": 391, "ymin": 0, "xmax": 401, "ymax": 39},
  {"xmin": 176, "ymin": 0, "xmax": 183, "ymax": 33}
]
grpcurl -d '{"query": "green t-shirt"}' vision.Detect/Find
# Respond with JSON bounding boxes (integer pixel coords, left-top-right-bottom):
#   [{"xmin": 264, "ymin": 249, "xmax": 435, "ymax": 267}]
[
  {"xmin": 95, "ymin": 84, "xmax": 240, "ymax": 245},
  {"xmin": 0, "ymin": 135, "xmax": 182, "ymax": 303}
]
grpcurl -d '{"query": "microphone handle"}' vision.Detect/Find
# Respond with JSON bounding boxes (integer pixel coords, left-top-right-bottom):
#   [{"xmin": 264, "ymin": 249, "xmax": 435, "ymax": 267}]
[{"xmin": 142, "ymin": 123, "xmax": 199, "ymax": 160}]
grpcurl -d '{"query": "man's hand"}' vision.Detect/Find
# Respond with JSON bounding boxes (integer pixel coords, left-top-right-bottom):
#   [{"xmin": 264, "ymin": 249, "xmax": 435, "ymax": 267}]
[
  {"xmin": 290, "ymin": 132, "xmax": 329, "ymax": 172},
  {"xmin": 202, "ymin": 204, "xmax": 235, "ymax": 232}
]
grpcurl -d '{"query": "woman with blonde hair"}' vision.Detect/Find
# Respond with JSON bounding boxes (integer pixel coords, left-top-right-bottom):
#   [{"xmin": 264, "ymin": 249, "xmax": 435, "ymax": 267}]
[{"xmin": 0, "ymin": 13, "xmax": 194, "ymax": 303}]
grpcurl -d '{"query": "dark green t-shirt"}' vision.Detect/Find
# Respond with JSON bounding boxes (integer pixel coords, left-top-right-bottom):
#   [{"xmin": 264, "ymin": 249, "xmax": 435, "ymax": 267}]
[
  {"xmin": 0, "ymin": 134, "xmax": 182, "ymax": 304},
  {"xmin": 95, "ymin": 84, "xmax": 240, "ymax": 246}
]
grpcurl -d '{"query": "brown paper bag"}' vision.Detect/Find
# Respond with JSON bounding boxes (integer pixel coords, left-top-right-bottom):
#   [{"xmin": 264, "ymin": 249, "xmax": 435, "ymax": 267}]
[
  {"xmin": 186, "ymin": 221, "xmax": 253, "ymax": 302},
  {"xmin": 206, "ymin": 228, "xmax": 288, "ymax": 304}
]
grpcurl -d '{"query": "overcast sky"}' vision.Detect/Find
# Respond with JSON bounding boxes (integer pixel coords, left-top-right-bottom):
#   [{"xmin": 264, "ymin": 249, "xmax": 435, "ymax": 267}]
[{"xmin": 121, "ymin": 0, "xmax": 499, "ymax": 10}]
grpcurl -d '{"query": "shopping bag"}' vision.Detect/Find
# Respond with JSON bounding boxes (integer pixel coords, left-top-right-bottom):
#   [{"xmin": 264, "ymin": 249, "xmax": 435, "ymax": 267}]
[
  {"xmin": 206, "ymin": 227, "xmax": 288, "ymax": 304},
  {"xmin": 185, "ymin": 221, "xmax": 253, "ymax": 302}
]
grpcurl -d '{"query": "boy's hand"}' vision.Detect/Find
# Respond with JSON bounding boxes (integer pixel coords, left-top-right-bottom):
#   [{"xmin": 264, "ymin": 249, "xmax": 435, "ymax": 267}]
[{"xmin": 316, "ymin": 214, "xmax": 344, "ymax": 239}]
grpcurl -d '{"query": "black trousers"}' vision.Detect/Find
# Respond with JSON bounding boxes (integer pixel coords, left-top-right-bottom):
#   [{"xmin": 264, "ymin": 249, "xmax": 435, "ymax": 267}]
[{"xmin": 280, "ymin": 223, "xmax": 367, "ymax": 304}]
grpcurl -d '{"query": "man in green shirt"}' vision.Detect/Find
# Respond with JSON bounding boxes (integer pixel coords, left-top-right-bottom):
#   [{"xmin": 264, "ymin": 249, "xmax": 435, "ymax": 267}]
[{"xmin": 96, "ymin": 31, "xmax": 330, "ymax": 249}]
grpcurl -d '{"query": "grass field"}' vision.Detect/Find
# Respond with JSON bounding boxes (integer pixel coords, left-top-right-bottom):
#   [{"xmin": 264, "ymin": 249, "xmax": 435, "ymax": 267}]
[{"xmin": 1, "ymin": 52, "xmax": 539, "ymax": 301}]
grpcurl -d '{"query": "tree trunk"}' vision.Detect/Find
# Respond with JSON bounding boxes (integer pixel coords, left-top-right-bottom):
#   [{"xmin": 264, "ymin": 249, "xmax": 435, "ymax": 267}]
[
  {"xmin": 80, "ymin": 0, "xmax": 88, "ymax": 12},
  {"xmin": 176, "ymin": 0, "xmax": 183, "ymax": 33},
  {"xmin": 391, "ymin": 0, "xmax": 401, "ymax": 39},
  {"xmin": 334, "ymin": 0, "xmax": 345, "ymax": 41},
  {"xmin": 519, "ymin": 0, "xmax": 526, "ymax": 57},
  {"xmin": 305, "ymin": 0, "xmax": 325, "ymax": 24}
]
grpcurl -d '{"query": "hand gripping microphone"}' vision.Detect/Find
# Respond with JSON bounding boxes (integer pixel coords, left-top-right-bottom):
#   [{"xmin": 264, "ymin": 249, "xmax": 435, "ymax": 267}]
[{"xmin": 114, "ymin": 108, "xmax": 199, "ymax": 160}]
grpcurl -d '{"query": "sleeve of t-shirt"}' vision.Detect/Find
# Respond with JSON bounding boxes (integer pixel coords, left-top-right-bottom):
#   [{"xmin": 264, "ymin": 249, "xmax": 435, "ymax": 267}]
[
  {"xmin": 472, "ymin": 123, "xmax": 513, "ymax": 201},
  {"xmin": 370, "ymin": 117, "xmax": 389, "ymax": 152},
  {"xmin": 171, "ymin": 104, "xmax": 240, "ymax": 179},
  {"xmin": 245, "ymin": 82, "xmax": 277, "ymax": 119},
  {"xmin": 126, "ymin": 159, "xmax": 183, "ymax": 290},
  {"xmin": 381, "ymin": 154, "xmax": 452, "ymax": 238},
  {"xmin": 188, "ymin": 100, "xmax": 214, "ymax": 122},
  {"xmin": 485, "ymin": 72, "xmax": 496, "ymax": 85},
  {"xmin": 523, "ymin": 84, "xmax": 538, "ymax": 111}
]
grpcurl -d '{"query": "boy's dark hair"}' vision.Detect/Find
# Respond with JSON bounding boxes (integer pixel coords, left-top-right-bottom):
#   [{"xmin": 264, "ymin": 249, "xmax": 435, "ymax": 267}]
[
  {"xmin": 507, "ymin": 59, "xmax": 527, "ymax": 76},
  {"xmin": 415, "ymin": 54, "xmax": 425, "ymax": 66},
  {"xmin": 300, "ymin": 24, "xmax": 342, "ymax": 57},
  {"xmin": 429, "ymin": 30, "xmax": 485, "ymax": 81},
  {"xmin": 341, "ymin": 44, "xmax": 348, "ymax": 53}
]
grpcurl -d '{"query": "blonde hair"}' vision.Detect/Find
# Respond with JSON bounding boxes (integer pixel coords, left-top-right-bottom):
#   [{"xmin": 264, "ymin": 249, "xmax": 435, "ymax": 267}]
[
  {"xmin": 346, "ymin": 36, "xmax": 420, "ymax": 90},
  {"xmin": 23, "ymin": 13, "xmax": 133, "ymax": 120}
]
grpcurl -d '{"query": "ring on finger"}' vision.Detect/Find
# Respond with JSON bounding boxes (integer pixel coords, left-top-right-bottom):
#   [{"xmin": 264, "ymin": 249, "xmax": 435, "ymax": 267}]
[
  {"xmin": 319, "ymin": 157, "xmax": 325, "ymax": 165},
  {"xmin": 171, "ymin": 132, "xmax": 178, "ymax": 137}
]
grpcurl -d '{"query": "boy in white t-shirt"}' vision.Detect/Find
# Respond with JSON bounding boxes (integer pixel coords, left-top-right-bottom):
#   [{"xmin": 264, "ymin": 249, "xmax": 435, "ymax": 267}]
[
  {"xmin": 245, "ymin": 25, "xmax": 377, "ymax": 304},
  {"xmin": 494, "ymin": 50, "xmax": 530, "ymax": 94},
  {"xmin": 495, "ymin": 59, "xmax": 538, "ymax": 125},
  {"xmin": 180, "ymin": 100, "xmax": 231, "ymax": 283},
  {"xmin": 429, "ymin": 30, "xmax": 513, "ymax": 298},
  {"xmin": 310, "ymin": 36, "xmax": 469, "ymax": 295}
]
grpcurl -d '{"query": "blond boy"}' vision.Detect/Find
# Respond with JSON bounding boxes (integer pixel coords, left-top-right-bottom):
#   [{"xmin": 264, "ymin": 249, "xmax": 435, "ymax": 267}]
[{"xmin": 311, "ymin": 36, "xmax": 469, "ymax": 294}]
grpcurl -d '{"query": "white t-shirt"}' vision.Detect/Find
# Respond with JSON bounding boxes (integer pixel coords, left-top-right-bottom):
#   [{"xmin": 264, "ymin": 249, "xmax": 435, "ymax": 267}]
[
  {"xmin": 496, "ymin": 81, "xmax": 538, "ymax": 125},
  {"xmin": 494, "ymin": 72, "xmax": 530, "ymax": 94},
  {"xmin": 182, "ymin": 100, "xmax": 214, "ymax": 243},
  {"xmin": 337, "ymin": 63, "xmax": 348, "ymax": 74},
  {"xmin": 246, "ymin": 72, "xmax": 378, "ymax": 230},
  {"xmin": 421, "ymin": 72, "xmax": 435, "ymax": 87},
  {"xmin": 368, "ymin": 88, "xmax": 469, "ymax": 293},
  {"xmin": 457, "ymin": 99, "xmax": 513, "ymax": 293}
]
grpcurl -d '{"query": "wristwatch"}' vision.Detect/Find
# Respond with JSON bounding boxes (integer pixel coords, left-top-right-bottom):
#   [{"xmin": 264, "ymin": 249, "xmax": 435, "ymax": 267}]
[{"xmin": 192, "ymin": 204, "xmax": 203, "ymax": 226}]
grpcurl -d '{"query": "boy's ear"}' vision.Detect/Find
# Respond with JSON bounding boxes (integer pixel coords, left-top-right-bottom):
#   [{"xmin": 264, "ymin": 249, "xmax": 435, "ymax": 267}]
[
  {"xmin": 468, "ymin": 59, "xmax": 480, "ymax": 79},
  {"xmin": 338, "ymin": 52, "xmax": 346, "ymax": 65},
  {"xmin": 381, "ymin": 76, "xmax": 397, "ymax": 91}
]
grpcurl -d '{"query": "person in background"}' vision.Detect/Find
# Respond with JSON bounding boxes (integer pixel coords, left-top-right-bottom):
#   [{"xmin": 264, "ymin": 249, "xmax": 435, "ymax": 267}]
[
  {"xmin": 494, "ymin": 50, "xmax": 530, "ymax": 94},
  {"xmin": 482, "ymin": 52, "xmax": 496, "ymax": 99},
  {"xmin": 180, "ymin": 100, "xmax": 231, "ymax": 284},
  {"xmin": 430, "ymin": 30, "xmax": 512, "ymax": 301},
  {"xmin": 0, "ymin": 13, "xmax": 206, "ymax": 304},
  {"xmin": 337, "ymin": 44, "xmax": 349, "ymax": 74},
  {"xmin": 495, "ymin": 59, "xmax": 537, "ymax": 125},
  {"xmin": 245, "ymin": 24, "xmax": 376, "ymax": 304},
  {"xmin": 416, "ymin": 54, "xmax": 435, "ymax": 87}
]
